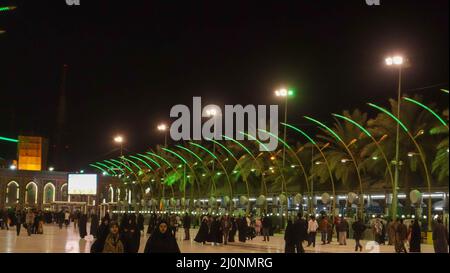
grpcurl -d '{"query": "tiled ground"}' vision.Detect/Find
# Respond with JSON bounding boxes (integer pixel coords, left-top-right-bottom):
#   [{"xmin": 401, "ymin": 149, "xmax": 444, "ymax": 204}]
[{"xmin": 0, "ymin": 223, "xmax": 436, "ymax": 253}]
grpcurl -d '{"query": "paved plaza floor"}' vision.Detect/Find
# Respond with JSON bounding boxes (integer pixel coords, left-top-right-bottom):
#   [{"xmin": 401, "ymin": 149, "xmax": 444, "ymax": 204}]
[{"xmin": 0, "ymin": 223, "xmax": 435, "ymax": 253}]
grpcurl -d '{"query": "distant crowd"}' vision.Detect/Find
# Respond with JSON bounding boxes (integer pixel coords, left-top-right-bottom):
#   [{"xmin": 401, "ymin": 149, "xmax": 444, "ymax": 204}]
[{"xmin": 1, "ymin": 207, "xmax": 448, "ymax": 253}]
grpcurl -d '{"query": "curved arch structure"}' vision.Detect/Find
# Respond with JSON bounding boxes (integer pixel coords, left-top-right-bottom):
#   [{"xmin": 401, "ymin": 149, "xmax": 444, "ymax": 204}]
[
  {"xmin": 368, "ymin": 102, "xmax": 433, "ymax": 229},
  {"xmin": 304, "ymin": 115, "xmax": 365, "ymax": 218},
  {"xmin": 282, "ymin": 122, "xmax": 337, "ymax": 215}
]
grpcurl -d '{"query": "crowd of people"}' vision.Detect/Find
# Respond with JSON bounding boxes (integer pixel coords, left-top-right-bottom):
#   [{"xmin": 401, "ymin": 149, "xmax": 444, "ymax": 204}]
[
  {"xmin": 1, "ymin": 206, "xmax": 449, "ymax": 253},
  {"xmin": 281, "ymin": 212, "xmax": 449, "ymax": 254},
  {"xmin": 192, "ymin": 214, "xmax": 274, "ymax": 246}
]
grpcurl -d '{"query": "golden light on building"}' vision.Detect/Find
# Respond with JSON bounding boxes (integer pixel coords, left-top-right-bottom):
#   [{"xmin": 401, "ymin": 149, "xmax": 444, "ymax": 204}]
[{"xmin": 18, "ymin": 136, "xmax": 48, "ymax": 171}]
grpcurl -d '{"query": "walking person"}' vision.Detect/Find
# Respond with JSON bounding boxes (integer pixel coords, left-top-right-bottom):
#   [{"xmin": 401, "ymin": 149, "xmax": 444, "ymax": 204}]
[
  {"xmin": 255, "ymin": 217, "xmax": 262, "ymax": 236},
  {"xmin": 432, "ymin": 217, "xmax": 449, "ymax": 253},
  {"xmin": 261, "ymin": 214, "xmax": 272, "ymax": 242},
  {"xmin": 307, "ymin": 215, "xmax": 318, "ymax": 247},
  {"xmin": 25, "ymin": 209, "xmax": 34, "ymax": 236},
  {"xmin": 194, "ymin": 216, "xmax": 209, "ymax": 245},
  {"xmin": 221, "ymin": 215, "xmax": 231, "ymax": 245},
  {"xmin": 64, "ymin": 210, "xmax": 70, "ymax": 227},
  {"xmin": 79, "ymin": 213, "xmax": 88, "ymax": 239},
  {"xmin": 1, "ymin": 209, "xmax": 9, "ymax": 230},
  {"xmin": 123, "ymin": 214, "xmax": 140, "ymax": 253},
  {"xmin": 395, "ymin": 218, "xmax": 408, "ymax": 253},
  {"xmin": 293, "ymin": 212, "xmax": 307, "ymax": 253},
  {"xmin": 90, "ymin": 213, "xmax": 99, "ymax": 238},
  {"xmin": 238, "ymin": 216, "xmax": 248, "ymax": 243},
  {"xmin": 228, "ymin": 217, "xmax": 237, "ymax": 243},
  {"xmin": 102, "ymin": 222, "xmax": 124, "ymax": 253},
  {"xmin": 337, "ymin": 217, "xmax": 349, "ymax": 245},
  {"xmin": 352, "ymin": 218, "xmax": 366, "ymax": 252},
  {"xmin": 408, "ymin": 219, "xmax": 421, "ymax": 253},
  {"xmin": 73, "ymin": 210, "xmax": 79, "ymax": 231},
  {"xmin": 57, "ymin": 210, "xmax": 64, "ymax": 229},
  {"xmin": 373, "ymin": 219, "xmax": 383, "ymax": 244},
  {"xmin": 284, "ymin": 220, "xmax": 296, "ymax": 253},
  {"xmin": 137, "ymin": 213, "xmax": 145, "ymax": 234},
  {"xmin": 388, "ymin": 219, "xmax": 397, "ymax": 245},
  {"xmin": 183, "ymin": 213, "xmax": 191, "ymax": 241},
  {"xmin": 91, "ymin": 217, "xmax": 110, "ymax": 253},
  {"xmin": 144, "ymin": 220, "xmax": 180, "ymax": 253},
  {"xmin": 209, "ymin": 216, "xmax": 220, "ymax": 246},
  {"xmin": 319, "ymin": 216, "xmax": 329, "ymax": 245},
  {"xmin": 15, "ymin": 209, "xmax": 23, "ymax": 236}
]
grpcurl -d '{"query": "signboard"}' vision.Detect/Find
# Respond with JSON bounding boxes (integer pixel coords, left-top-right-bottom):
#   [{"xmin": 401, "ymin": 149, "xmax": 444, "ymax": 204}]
[{"xmin": 68, "ymin": 174, "xmax": 97, "ymax": 195}]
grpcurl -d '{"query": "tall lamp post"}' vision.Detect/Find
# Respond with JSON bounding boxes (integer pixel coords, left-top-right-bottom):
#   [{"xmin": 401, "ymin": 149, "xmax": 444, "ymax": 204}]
[
  {"xmin": 157, "ymin": 123, "xmax": 168, "ymax": 147},
  {"xmin": 204, "ymin": 107, "xmax": 219, "ymax": 173},
  {"xmin": 385, "ymin": 55, "xmax": 405, "ymax": 222},
  {"xmin": 113, "ymin": 135, "xmax": 124, "ymax": 211},
  {"xmin": 274, "ymin": 88, "xmax": 294, "ymax": 170},
  {"xmin": 114, "ymin": 135, "xmax": 124, "ymax": 157}
]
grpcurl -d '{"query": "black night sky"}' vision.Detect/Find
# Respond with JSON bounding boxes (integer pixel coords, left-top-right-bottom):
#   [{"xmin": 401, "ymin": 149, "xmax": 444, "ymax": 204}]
[{"xmin": 0, "ymin": 0, "xmax": 448, "ymax": 171}]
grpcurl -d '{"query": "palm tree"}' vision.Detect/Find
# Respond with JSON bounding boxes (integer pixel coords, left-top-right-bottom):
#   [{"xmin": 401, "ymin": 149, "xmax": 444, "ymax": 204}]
[
  {"xmin": 430, "ymin": 108, "xmax": 449, "ymax": 183},
  {"xmin": 367, "ymin": 96, "xmax": 438, "ymax": 214}
]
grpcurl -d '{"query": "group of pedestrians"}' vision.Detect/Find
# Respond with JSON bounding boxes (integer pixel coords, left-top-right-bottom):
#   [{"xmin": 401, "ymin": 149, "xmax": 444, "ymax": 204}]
[
  {"xmin": 193, "ymin": 214, "xmax": 272, "ymax": 246},
  {"xmin": 90, "ymin": 212, "xmax": 180, "ymax": 253},
  {"xmin": 282, "ymin": 212, "xmax": 449, "ymax": 253}
]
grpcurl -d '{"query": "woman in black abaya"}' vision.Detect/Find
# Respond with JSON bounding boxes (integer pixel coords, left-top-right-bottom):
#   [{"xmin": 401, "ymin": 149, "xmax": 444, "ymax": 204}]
[
  {"xmin": 143, "ymin": 221, "xmax": 180, "ymax": 253},
  {"xmin": 194, "ymin": 217, "xmax": 209, "ymax": 244}
]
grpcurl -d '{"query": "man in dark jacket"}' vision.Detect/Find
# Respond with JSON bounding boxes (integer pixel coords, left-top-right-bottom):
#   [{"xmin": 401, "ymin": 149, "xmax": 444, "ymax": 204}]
[
  {"xmin": 261, "ymin": 215, "xmax": 272, "ymax": 242},
  {"xmin": 137, "ymin": 213, "xmax": 145, "ymax": 233},
  {"xmin": 15, "ymin": 209, "xmax": 23, "ymax": 236},
  {"xmin": 432, "ymin": 217, "xmax": 449, "ymax": 253},
  {"xmin": 352, "ymin": 218, "xmax": 366, "ymax": 252},
  {"xmin": 183, "ymin": 213, "xmax": 191, "ymax": 240},
  {"xmin": 293, "ymin": 212, "xmax": 308, "ymax": 253}
]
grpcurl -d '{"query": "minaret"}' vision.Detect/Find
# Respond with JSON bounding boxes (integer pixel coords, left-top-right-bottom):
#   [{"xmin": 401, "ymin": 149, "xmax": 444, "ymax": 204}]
[{"xmin": 54, "ymin": 64, "xmax": 68, "ymax": 170}]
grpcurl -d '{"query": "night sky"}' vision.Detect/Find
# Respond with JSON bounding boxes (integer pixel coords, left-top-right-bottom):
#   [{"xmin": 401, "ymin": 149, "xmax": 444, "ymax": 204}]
[{"xmin": 0, "ymin": 0, "xmax": 448, "ymax": 171}]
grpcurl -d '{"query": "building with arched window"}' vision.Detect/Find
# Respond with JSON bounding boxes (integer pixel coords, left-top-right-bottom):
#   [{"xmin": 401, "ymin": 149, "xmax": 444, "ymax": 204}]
[{"xmin": 0, "ymin": 169, "xmax": 121, "ymax": 210}]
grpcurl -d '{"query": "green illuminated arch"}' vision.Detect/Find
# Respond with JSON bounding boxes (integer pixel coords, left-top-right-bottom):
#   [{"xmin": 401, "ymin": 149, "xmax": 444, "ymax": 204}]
[
  {"xmin": 188, "ymin": 142, "xmax": 233, "ymax": 201},
  {"xmin": 257, "ymin": 128, "xmax": 310, "ymax": 194},
  {"xmin": 146, "ymin": 151, "xmax": 173, "ymax": 169},
  {"xmin": 239, "ymin": 131, "xmax": 287, "ymax": 194},
  {"xmin": 175, "ymin": 145, "xmax": 203, "ymax": 162},
  {"xmin": 304, "ymin": 116, "xmax": 343, "ymax": 142},
  {"xmin": 136, "ymin": 153, "xmax": 161, "ymax": 168},
  {"xmin": 110, "ymin": 159, "xmax": 134, "ymax": 173},
  {"xmin": 89, "ymin": 164, "xmax": 110, "ymax": 175},
  {"xmin": 0, "ymin": 136, "xmax": 18, "ymax": 143},
  {"xmin": 161, "ymin": 148, "xmax": 188, "ymax": 165},
  {"xmin": 332, "ymin": 114, "xmax": 372, "ymax": 137},
  {"xmin": 129, "ymin": 155, "xmax": 154, "ymax": 171},
  {"xmin": 332, "ymin": 113, "xmax": 394, "ymax": 194},
  {"xmin": 281, "ymin": 122, "xmax": 336, "ymax": 214},
  {"xmin": 367, "ymin": 103, "xmax": 409, "ymax": 132},
  {"xmin": 222, "ymin": 135, "xmax": 254, "ymax": 157},
  {"xmin": 281, "ymin": 123, "xmax": 316, "ymax": 145},
  {"xmin": 96, "ymin": 161, "xmax": 118, "ymax": 175},
  {"xmin": 122, "ymin": 156, "xmax": 143, "ymax": 171},
  {"xmin": 103, "ymin": 160, "xmax": 123, "ymax": 173},
  {"xmin": 304, "ymin": 115, "xmax": 364, "ymax": 218},
  {"xmin": 403, "ymin": 97, "xmax": 448, "ymax": 127}
]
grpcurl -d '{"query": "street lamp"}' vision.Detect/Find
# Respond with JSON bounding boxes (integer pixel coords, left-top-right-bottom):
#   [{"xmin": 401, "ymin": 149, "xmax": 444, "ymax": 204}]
[
  {"xmin": 48, "ymin": 166, "xmax": 55, "ymax": 172},
  {"xmin": 157, "ymin": 123, "xmax": 168, "ymax": 147},
  {"xmin": 203, "ymin": 107, "xmax": 220, "ymax": 172},
  {"xmin": 114, "ymin": 135, "xmax": 124, "ymax": 156},
  {"xmin": 275, "ymin": 87, "xmax": 294, "ymax": 169},
  {"xmin": 385, "ymin": 54, "xmax": 405, "ymax": 222}
]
